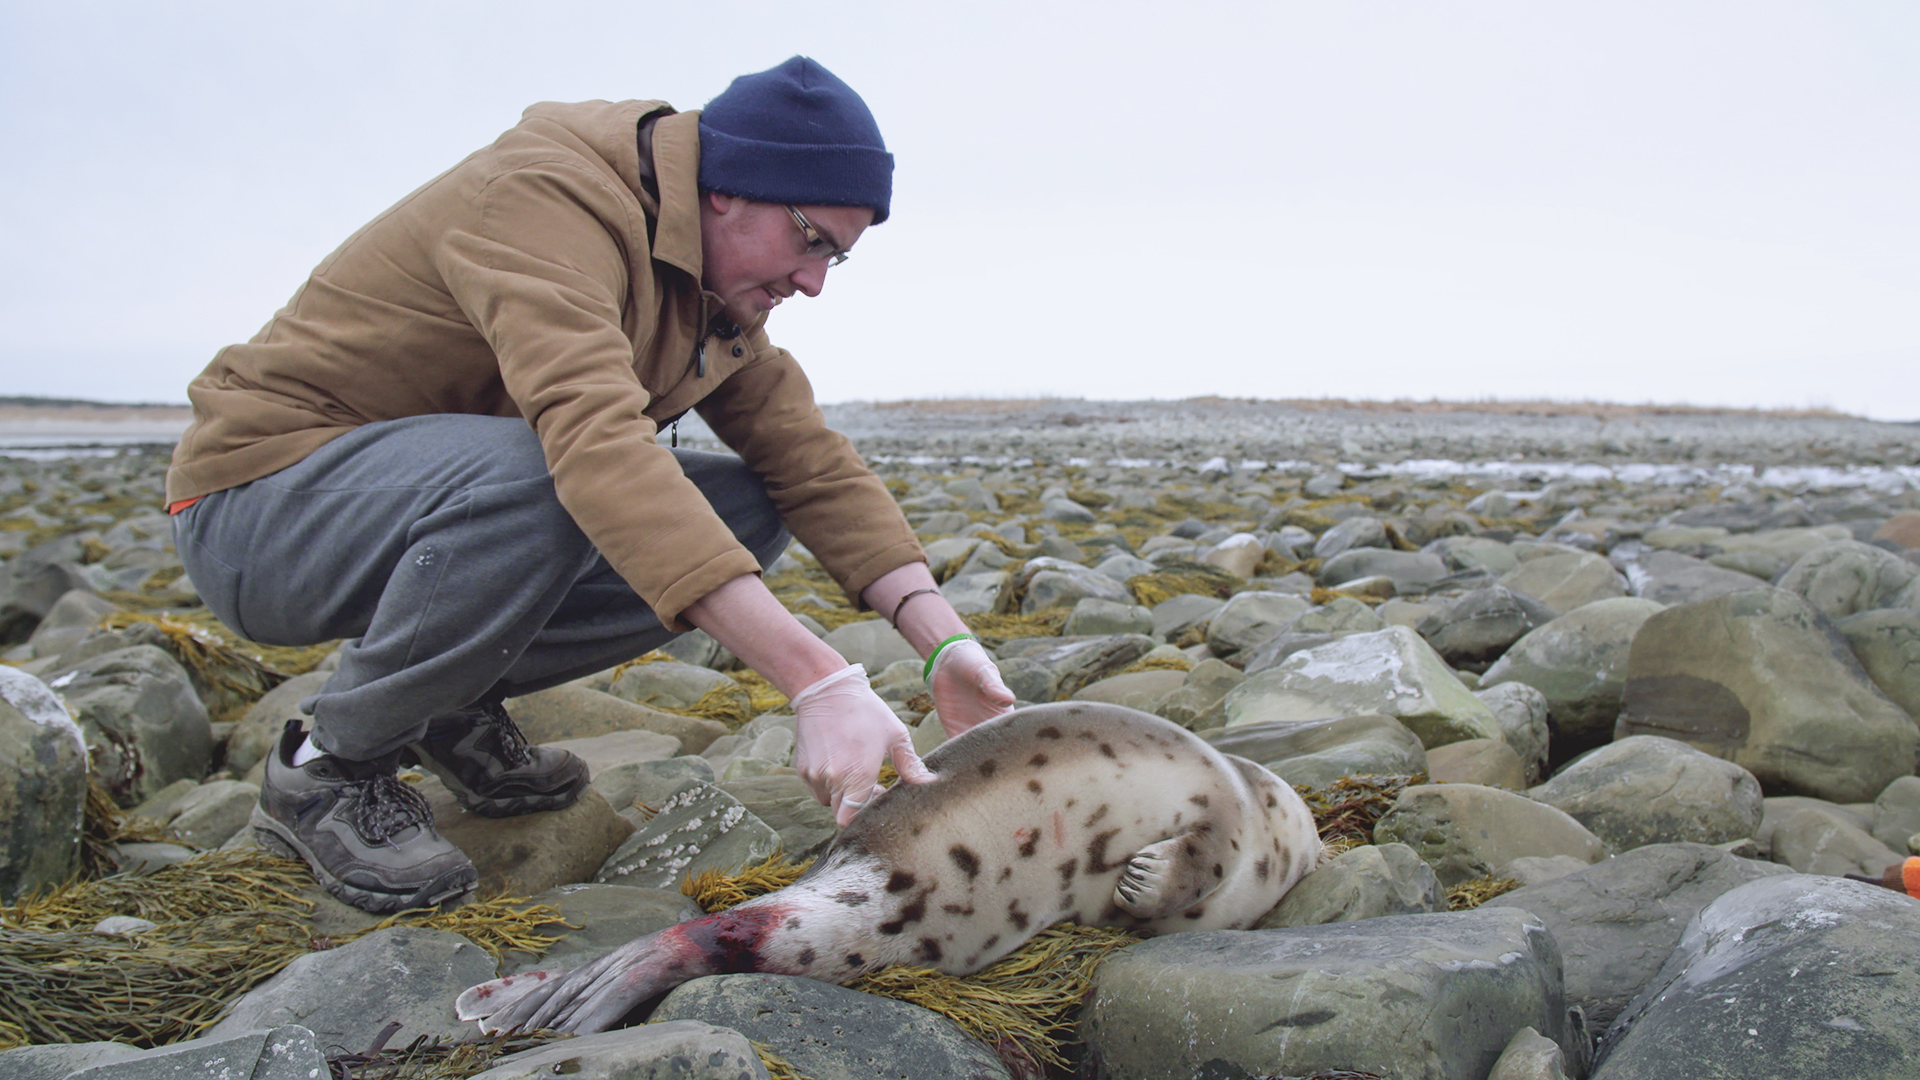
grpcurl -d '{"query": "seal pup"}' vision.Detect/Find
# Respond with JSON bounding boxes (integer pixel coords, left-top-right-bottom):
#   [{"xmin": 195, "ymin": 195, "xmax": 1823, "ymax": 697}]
[{"xmin": 457, "ymin": 701, "xmax": 1323, "ymax": 1034}]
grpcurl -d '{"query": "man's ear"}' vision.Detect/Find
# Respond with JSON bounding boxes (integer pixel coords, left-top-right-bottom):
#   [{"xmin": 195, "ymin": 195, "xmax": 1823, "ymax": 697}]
[{"xmin": 704, "ymin": 190, "xmax": 736, "ymax": 214}]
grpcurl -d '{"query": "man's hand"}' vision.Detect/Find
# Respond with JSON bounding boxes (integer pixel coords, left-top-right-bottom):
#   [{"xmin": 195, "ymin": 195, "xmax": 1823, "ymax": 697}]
[
  {"xmin": 927, "ymin": 637, "xmax": 1016, "ymax": 737},
  {"xmin": 790, "ymin": 664, "xmax": 935, "ymax": 825},
  {"xmin": 684, "ymin": 575, "xmax": 936, "ymax": 824}
]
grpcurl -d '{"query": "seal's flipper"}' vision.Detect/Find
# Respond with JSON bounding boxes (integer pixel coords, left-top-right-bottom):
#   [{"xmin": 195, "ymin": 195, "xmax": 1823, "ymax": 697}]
[
  {"xmin": 1113, "ymin": 832, "xmax": 1226, "ymax": 919},
  {"xmin": 457, "ymin": 966, "xmax": 575, "ymax": 1031}
]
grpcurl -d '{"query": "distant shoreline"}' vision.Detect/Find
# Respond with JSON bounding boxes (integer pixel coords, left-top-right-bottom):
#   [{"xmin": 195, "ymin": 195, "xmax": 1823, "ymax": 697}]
[
  {"xmin": 0, "ymin": 395, "xmax": 1880, "ymax": 423},
  {"xmin": 0, "ymin": 401, "xmax": 193, "ymax": 422},
  {"xmin": 4, "ymin": 397, "xmax": 1915, "ymax": 469}
]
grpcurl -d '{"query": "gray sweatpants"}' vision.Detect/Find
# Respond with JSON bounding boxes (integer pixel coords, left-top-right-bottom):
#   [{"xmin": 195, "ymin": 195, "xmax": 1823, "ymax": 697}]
[{"xmin": 173, "ymin": 414, "xmax": 789, "ymax": 761}]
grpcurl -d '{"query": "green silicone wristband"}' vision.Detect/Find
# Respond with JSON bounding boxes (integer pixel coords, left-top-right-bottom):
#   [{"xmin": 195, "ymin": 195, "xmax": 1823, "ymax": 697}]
[{"xmin": 923, "ymin": 633, "xmax": 979, "ymax": 682}]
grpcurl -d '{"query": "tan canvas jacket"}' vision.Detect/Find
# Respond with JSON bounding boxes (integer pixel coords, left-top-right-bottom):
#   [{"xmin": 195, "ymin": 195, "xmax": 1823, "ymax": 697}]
[{"xmin": 167, "ymin": 100, "xmax": 922, "ymax": 630}]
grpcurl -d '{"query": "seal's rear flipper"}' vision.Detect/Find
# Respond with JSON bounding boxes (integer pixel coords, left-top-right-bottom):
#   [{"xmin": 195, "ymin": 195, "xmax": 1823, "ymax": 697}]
[
  {"xmin": 457, "ymin": 967, "xmax": 570, "ymax": 1031},
  {"xmin": 1113, "ymin": 832, "xmax": 1221, "ymax": 919}
]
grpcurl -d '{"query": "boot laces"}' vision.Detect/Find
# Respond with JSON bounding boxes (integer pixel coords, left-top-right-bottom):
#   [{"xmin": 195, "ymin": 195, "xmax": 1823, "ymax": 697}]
[
  {"xmin": 475, "ymin": 702, "xmax": 533, "ymax": 767},
  {"xmin": 357, "ymin": 772, "xmax": 434, "ymax": 843}
]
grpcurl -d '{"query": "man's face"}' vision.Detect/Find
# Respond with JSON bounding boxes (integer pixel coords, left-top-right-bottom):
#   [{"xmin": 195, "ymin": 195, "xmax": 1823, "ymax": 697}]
[{"xmin": 699, "ymin": 193, "xmax": 875, "ymax": 327}]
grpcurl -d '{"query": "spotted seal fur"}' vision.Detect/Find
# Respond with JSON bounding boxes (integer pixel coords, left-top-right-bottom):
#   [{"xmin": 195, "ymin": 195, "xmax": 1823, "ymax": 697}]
[{"xmin": 457, "ymin": 702, "xmax": 1323, "ymax": 1034}]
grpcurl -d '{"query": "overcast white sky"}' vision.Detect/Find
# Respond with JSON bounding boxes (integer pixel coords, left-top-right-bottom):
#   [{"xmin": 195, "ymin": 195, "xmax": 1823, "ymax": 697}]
[{"xmin": 3, "ymin": 2, "xmax": 1916, "ymax": 419}]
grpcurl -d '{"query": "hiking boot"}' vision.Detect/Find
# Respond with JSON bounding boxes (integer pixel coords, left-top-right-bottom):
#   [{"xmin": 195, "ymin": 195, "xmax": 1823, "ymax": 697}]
[
  {"xmin": 252, "ymin": 720, "xmax": 477, "ymax": 913},
  {"xmin": 404, "ymin": 701, "xmax": 589, "ymax": 818}
]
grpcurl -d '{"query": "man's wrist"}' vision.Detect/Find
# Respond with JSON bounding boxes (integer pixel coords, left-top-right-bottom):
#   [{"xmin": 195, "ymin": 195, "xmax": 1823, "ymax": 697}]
[{"xmin": 922, "ymin": 633, "xmax": 980, "ymax": 682}]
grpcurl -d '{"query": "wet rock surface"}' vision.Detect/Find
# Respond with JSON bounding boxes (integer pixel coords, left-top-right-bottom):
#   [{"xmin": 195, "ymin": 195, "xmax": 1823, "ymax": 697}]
[{"xmin": 5, "ymin": 403, "xmax": 1920, "ymax": 1077}]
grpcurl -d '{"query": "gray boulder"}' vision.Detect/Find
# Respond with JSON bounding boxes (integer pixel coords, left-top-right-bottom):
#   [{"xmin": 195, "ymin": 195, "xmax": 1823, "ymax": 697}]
[
  {"xmin": 1871, "ymin": 774, "xmax": 1920, "ymax": 854},
  {"xmin": 510, "ymin": 682, "xmax": 723, "ymax": 756},
  {"xmin": 1480, "ymin": 597, "xmax": 1665, "ymax": 764},
  {"xmin": 1616, "ymin": 587, "xmax": 1918, "ymax": 803},
  {"xmin": 1062, "ymin": 596, "xmax": 1153, "ymax": 637},
  {"xmin": 47, "ymin": 644, "xmax": 212, "ymax": 806},
  {"xmin": 1039, "ymin": 495, "xmax": 1097, "ymax": 523},
  {"xmin": 1374, "ymin": 783, "xmax": 1608, "ymax": 887},
  {"xmin": 702, "ymin": 715, "xmax": 796, "ymax": 781},
  {"xmin": 1223, "ymin": 627, "xmax": 1502, "ymax": 749},
  {"xmin": 1205, "ymin": 590, "xmax": 1312, "ymax": 656},
  {"xmin": 1612, "ymin": 548, "xmax": 1760, "ymax": 607},
  {"xmin": 1201, "ymin": 532, "xmax": 1268, "ymax": 577},
  {"xmin": 0, "ymin": 1041, "xmax": 143, "ymax": 1080},
  {"xmin": 1149, "ymin": 592, "xmax": 1225, "ymax": 641},
  {"xmin": 24, "ymin": 588, "xmax": 121, "ymax": 659},
  {"xmin": 1207, "ymin": 714, "xmax": 1428, "ymax": 792},
  {"xmin": 1082, "ymin": 907, "xmax": 1577, "ymax": 1080},
  {"xmin": 50, "ymin": 1026, "xmax": 326, "ymax": 1080},
  {"xmin": 0, "ymin": 666, "xmax": 88, "ymax": 901},
  {"xmin": 1017, "ymin": 556, "xmax": 1131, "ymax": 614},
  {"xmin": 1240, "ymin": 595, "xmax": 1385, "ymax": 674},
  {"xmin": 951, "ymin": 537, "xmax": 1014, "ymax": 580},
  {"xmin": 1426, "ymin": 535, "xmax": 1521, "ymax": 576},
  {"xmin": 605, "ymin": 757, "xmax": 716, "ymax": 817},
  {"xmin": 1256, "ymin": 842, "xmax": 1444, "ymax": 926},
  {"xmin": 1699, "ymin": 524, "xmax": 1850, "ymax": 580},
  {"xmin": 545, "ymin": 729, "xmax": 683, "ymax": 813},
  {"xmin": 1833, "ymin": 607, "xmax": 1920, "ymax": 720},
  {"xmin": 815, "ymin": 622, "xmax": 919, "ymax": 674},
  {"xmin": 651, "ymin": 973, "xmax": 1011, "ymax": 1080},
  {"xmin": 913, "ymin": 509, "xmax": 971, "ymax": 535},
  {"xmin": 1091, "ymin": 551, "xmax": 1157, "ymax": 582},
  {"xmin": 944, "ymin": 477, "xmax": 1000, "ymax": 513},
  {"xmin": 1152, "ymin": 657, "xmax": 1244, "ymax": 729},
  {"xmin": 1071, "ymin": 668, "xmax": 1187, "ymax": 712},
  {"xmin": 1428, "ymin": 737, "xmax": 1528, "ymax": 790},
  {"xmin": 1498, "ymin": 551, "xmax": 1628, "ymax": 615},
  {"xmin": 0, "ymin": 537, "xmax": 95, "ymax": 644},
  {"xmin": 1313, "ymin": 515, "xmax": 1387, "ymax": 560},
  {"xmin": 720, "ymin": 773, "xmax": 840, "ymax": 862},
  {"xmin": 425, "ymin": 779, "xmax": 632, "ymax": 901},
  {"xmin": 165, "ymin": 779, "xmax": 260, "ymax": 849},
  {"xmin": 656, "ymin": 628, "xmax": 737, "ymax": 671},
  {"xmin": 1474, "ymin": 681, "xmax": 1551, "ymax": 784},
  {"xmin": 996, "ymin": 633, "xmax": 1155, "ymax": 703},
  {"xmin": 1594, "ymin": 875, "xmax": 1920, "ymax": 1079},
  {"xmin": 940, "ymin": 569, "xmax": 1013, "ymax": 615},
  {"xmin": 1487, "ymin": 843, "xmax": 1793, "ymax": 1033},
  {"xmin": 1415, "ymin": 586, "xmax": 1559, "ymax": 669},
  {"xmin": 1319, "ymin": 548, "xmax": 1450, "ymax": 594},
  {"xmin": 1529, "ymin": 736, "xmax": 1763, "ymax": 850},
  {"xmin": 1776, "ymin": 538, "xmax": 1918, "ymax": 620},
  {"xmin": 1759, "ymin": 798, "xmax": 1904, "ymax": 877},
  {"xmin": 206, "ymin": 926, "xmax": 493, "ymax": 1047},
  {"xmin": 1488, "ymin": 1027, "xmax": 1575, "ymax": 1080},
  {"xmin": 921, "ymin": 535, "xmax": 986, "ymax": 580},
  {"xmin": 470, "ymin": 1022, "xmax": 770, "ymax": 1080},
  {"xmin": 596, "ymin": 780, "xmax": 779, "ymax": 890}
]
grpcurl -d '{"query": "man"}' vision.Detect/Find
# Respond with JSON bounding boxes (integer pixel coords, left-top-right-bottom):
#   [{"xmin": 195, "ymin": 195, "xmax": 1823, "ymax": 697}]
[{"xmin": 166, "ymin": 57, "xmax": 1016, "ymax": 913}]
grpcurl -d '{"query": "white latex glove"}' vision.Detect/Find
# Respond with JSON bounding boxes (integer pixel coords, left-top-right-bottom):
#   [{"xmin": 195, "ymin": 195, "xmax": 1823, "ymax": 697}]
[
  {"xmin": 790, "ymin": 664, "xmax": 936, "ymax": 825},
  {"xmin": 928, "ymin": 637, "xmax": 1017, "ymax": 737}
]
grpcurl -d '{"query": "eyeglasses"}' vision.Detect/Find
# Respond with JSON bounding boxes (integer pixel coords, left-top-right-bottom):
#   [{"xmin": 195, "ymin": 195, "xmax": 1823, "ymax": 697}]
[{"xmin": 786, "ymin": 205, "xmax": 851, "ymax": 266}]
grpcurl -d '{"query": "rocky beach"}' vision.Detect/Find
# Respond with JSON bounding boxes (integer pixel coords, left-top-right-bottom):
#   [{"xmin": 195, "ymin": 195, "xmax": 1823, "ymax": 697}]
[{"xmin": 3, "ymin": 398, "xmax": 1920, "ymax": 1080}]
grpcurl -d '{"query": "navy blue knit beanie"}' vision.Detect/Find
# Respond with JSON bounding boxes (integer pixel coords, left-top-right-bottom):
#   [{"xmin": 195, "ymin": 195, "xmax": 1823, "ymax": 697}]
[{"xmin": 698, "ymin": 56, "xmax": 893, "ymax": 225}]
